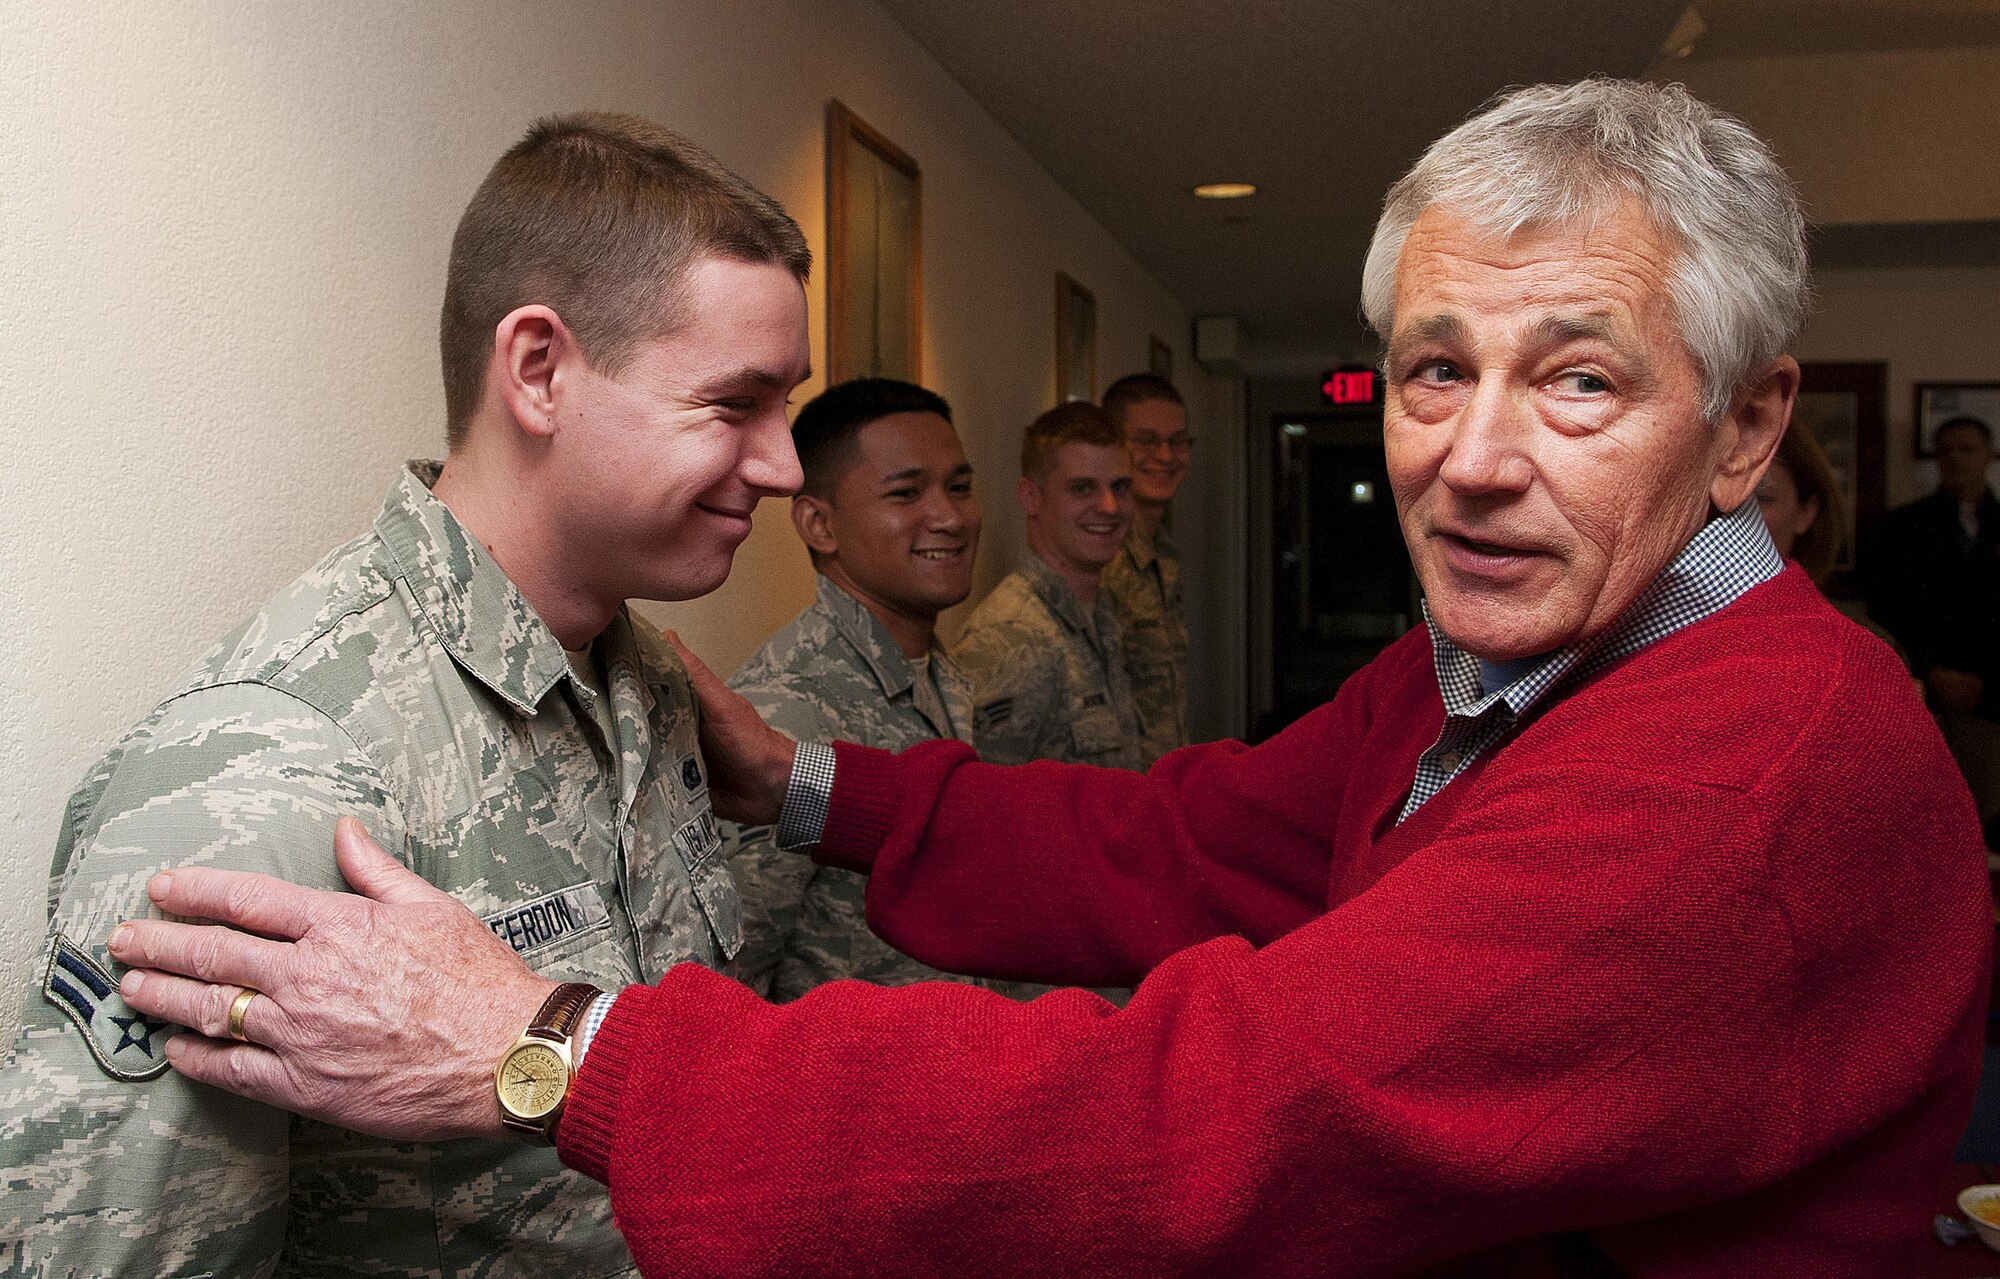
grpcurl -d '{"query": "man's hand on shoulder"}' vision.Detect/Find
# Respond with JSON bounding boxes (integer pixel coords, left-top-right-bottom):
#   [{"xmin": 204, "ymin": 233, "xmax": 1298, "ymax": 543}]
[
  {"xmin": 663, "ymin": 630, "xmax": 798, "ymax": 826},
  {"xmin": 110, "ymin": 817, "xmax": 558, "ymax": 1142}
]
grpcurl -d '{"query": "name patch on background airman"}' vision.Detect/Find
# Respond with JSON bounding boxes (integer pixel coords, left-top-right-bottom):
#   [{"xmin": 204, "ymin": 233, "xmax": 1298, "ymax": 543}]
[
  {"xmin": 482, "ymin": 883, "xmax": 610, "ymax": 958},
  {"xmin": 43, "ymin": 932, "xmax": 175, "ymax": 1081}
]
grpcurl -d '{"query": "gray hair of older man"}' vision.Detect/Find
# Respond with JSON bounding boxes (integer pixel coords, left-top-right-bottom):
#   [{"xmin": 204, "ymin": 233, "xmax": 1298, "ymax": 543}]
[{"xmin": 1359, "ymin": 79, "xmax": 1809, "ymax": 425}]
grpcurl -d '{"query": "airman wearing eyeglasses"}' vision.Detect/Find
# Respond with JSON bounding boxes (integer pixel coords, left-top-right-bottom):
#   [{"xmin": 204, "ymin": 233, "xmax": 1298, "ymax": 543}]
[{"xmin": 1100, "ymin": 373, "xmax": 1193, "ymax": 764}]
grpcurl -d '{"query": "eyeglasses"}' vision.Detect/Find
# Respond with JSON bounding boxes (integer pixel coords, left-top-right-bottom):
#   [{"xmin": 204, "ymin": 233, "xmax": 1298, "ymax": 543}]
[{"xmin": 1128, "ymin": 432, "xmax": 1195, "ymax": 455}]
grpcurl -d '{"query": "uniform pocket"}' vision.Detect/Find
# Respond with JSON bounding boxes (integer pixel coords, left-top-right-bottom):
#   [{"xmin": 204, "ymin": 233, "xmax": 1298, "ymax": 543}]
[
  {"xmin": 666, "ymin": 793, "xmax": 744, "ymax": 960},
  {"xmin": 1070, "ymin": 704, "xmax": 1130, "ymax": 762}
]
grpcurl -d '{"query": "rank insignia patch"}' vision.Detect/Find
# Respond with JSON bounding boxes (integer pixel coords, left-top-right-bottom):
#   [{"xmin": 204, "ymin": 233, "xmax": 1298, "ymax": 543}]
[
  {"xmin": 42, "ymin": 932, "xmax": 176, "ymax": 1081},
  {"xmin": 973, "ymin": 698, "xmax": 1013, "ymax": 733},
  {"xmin": 680, "ymin": 754, "xmax": 703, "ymax": 794}
]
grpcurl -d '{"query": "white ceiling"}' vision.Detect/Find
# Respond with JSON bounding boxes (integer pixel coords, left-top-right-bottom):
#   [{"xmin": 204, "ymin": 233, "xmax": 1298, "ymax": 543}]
[{"xmin": 877, "ymin": 0, "xmax": 1689, "ymax": 359}]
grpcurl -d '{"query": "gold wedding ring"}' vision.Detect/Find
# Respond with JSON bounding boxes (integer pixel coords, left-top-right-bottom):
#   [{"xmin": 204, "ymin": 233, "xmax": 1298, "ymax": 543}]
[{"xmin": 226, "ymin": 987, "xmax": 260, "ymax": 1043}]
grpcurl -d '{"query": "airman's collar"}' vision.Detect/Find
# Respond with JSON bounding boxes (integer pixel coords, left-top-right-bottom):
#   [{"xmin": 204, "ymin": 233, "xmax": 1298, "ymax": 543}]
[
  {"xmin": 816, "ymin": 575, "xmax": 920, "ymax": 698},
  {"xmin": 1018, "ymin": 552, "xmax": 1094, "ymax": 636},
  {"xmin": 375, "ymin": 461, "xmax": 568, "ymax": 716}
]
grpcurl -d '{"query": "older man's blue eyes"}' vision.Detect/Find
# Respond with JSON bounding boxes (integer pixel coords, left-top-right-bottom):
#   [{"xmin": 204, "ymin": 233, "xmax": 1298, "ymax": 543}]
[{"xmin": 1553, "ymin": 372, "xmax": 1611, "ymax": 394}]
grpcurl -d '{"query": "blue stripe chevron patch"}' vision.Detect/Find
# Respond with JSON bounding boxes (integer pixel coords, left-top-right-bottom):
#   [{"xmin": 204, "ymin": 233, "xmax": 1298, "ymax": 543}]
[{"xmin": 41, "ymin": 932, "xmax": 177, "ymax": 1082}]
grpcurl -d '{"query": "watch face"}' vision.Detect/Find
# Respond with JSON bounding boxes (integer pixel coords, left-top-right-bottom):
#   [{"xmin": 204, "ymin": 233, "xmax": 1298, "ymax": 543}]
[{"xmin": 497, "ymin": 1042, "xmax": 569, "ymax": 1121}]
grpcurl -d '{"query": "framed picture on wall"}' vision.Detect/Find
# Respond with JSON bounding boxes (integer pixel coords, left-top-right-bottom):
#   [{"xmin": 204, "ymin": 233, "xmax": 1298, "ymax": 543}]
[
  {"xmin": 1795, "ymin": 361, "xmax": 1887, "ymax": 598},
  {"xmin": 1148, "ymin": 335, "xmax": 1173, "ymax": 382},
  {"xmin": 1055, "ymin": 272, "xmax": 1096, "ymax": 403},
  {"xmin": 826, "ymin": 100, "xmax": 921, "ymax": 383},
  {"xmin": 1914, "ymin": 382, "xmax": 2000, "ymax": 458}
]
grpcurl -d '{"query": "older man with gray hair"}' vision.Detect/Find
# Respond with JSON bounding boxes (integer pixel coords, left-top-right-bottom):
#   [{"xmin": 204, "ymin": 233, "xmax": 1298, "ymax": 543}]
[{"xmin": 110, "ymin": 80, "xmax": 1987, "ymax": 1276}]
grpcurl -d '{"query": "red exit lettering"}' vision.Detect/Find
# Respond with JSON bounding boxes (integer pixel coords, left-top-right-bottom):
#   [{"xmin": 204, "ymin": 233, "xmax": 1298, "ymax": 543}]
[{"xmin": 1321, "ymin": 369, "xmax": 1375, "ymax": 405}]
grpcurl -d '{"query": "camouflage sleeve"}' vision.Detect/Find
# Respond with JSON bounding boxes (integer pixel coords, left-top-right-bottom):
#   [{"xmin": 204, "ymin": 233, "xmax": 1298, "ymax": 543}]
[
  {"xmin": 951, "ymin": 622, "xmax": 1067, "ymax": 766},
  {"xmin": 0, "ymin": 682, "xmax": 405, "ymax": 1279},
  {"xmin": 722, "ymin": 687, "xmax": 832, "ymax": 999}
]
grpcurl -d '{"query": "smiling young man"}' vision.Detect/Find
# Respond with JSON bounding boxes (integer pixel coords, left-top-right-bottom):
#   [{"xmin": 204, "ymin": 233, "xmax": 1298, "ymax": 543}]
[
  {"xmin": 108, "ymin": 83, "xmax": 1991, "ymax": 1277},
  {"xmin": 1099, "ymin": 373, "xmax": 1193, "ymax": 764},
  {"xmin": 0, "ymin": 113, "xmax": 810, "ymax": 1278},
  {"xmin": 951, "ymin": 401, "xmax": 1145, "ymax": 768},
  {"xmin": 723, "ymin": 378, "xmax": 1047, "ymax": 1001}
]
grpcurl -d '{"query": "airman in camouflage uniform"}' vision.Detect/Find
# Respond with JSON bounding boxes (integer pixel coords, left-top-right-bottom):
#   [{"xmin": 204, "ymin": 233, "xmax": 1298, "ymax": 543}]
[
  {"xmin": 725, "ymin": 576, "xmax": 1051, "ymax": 1002},
  {"xmin": 1100, "ymin": 372, "xmax": 1195, "ymax": 767},
  {"xmin": 1101, "ymin": 521, "xmax": 1190, "ymax": 766},
  {"xmin": 0, "ymin": 462, "xmax": 732, "ymax": 1278},
  {"xmin": 953, "ymin": 552, "xmax": 1145, "ymax": 770}
]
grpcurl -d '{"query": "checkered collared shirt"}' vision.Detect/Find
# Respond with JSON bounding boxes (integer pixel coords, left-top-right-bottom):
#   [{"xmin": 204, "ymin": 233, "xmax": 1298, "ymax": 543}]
[{"xmin": 1398, "ymin": 498, "xmax": 1784, "ymax": 821}]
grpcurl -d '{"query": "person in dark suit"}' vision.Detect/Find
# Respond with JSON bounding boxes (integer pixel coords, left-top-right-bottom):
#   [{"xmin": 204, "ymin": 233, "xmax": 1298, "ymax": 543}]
[{"xmin": 1869, "ymin": 414, "xmax": 2000, "ymax": 828}]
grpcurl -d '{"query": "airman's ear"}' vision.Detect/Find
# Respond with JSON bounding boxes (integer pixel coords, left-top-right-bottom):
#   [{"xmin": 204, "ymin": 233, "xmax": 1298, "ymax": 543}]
[
  {"xmin": 791, "ymin": 494, "xmax": 839, "ymax": 558},
  {"xmin": 1016, "ymin": 474, "xmax": 1044, "ymax": 519},
  {"xmin": 493, "ymin": 305, "xmax": 581, "ymax": 441},
  {"xmin": 1711, "ymin": 355, "xmax": 1799, "ymax": 514}
]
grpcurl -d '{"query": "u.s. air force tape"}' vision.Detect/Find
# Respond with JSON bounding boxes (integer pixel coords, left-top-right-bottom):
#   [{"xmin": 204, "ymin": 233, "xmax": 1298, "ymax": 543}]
[
  {"xmin": 482, "ymin": 882, "xmax": 611, "ymax": 958},
  {"xmin": 43, "ymin": 932, "xmax": 176, "ymax": 1082}
]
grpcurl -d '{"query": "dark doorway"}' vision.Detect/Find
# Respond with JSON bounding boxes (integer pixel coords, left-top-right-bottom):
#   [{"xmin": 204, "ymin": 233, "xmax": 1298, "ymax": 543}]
[{"xmin": 1255, "ymin": 410, "xmax": 1416, "ymax": 740}]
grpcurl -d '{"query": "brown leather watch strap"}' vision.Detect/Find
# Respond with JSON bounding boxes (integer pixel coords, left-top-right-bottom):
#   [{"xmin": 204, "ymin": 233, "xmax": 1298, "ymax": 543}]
[{"xmin": 528, "ymin": 982, "xmax": 601, "ymax": 1042}]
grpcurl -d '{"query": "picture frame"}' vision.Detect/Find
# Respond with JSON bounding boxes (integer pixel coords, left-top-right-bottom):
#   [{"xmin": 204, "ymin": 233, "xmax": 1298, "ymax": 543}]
[
  {"xmin": 1794, "ymin": 361, "xmax": 1887, "ymax": 598},
  {"xmin": 1148, "ymin": 335, "xmax": 1173, "ymax": 382},
  {"xmin": 826, "ymin": 100, "xmax": 922, "ymax": 384},
  {"xmin": 1055, "ymin": 272, "xmax": 1096, "ymax": 403},
  {"xmin": 1913, "ymin": 382, "xmax": 2000, "ymax": 459}
]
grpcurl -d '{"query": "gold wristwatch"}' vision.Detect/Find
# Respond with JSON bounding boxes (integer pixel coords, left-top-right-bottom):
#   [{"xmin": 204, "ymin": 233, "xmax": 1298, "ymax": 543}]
[{"xmin": 494, "ymin": 982, "xmax": 600, "ymax": 1142}]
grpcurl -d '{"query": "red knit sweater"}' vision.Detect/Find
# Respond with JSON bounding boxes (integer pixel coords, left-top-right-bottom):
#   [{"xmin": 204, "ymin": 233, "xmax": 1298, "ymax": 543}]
[{"xmin": 559, "ymin": 568, "xmax": 1990, "ymax": 1277}]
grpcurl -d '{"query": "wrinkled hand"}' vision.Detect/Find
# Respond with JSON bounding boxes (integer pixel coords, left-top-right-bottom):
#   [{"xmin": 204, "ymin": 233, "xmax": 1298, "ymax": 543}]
[
  {"xmin": 663, "ymin": 629, "xmax": 798, "ymax": 826},
  {"xmin": 109, "ymin": 817, "xmax": 557, "ymax": 1142},
  {"xmin": 1927, "ymin": 667, "xmax": 1985, "ymax": 714}
]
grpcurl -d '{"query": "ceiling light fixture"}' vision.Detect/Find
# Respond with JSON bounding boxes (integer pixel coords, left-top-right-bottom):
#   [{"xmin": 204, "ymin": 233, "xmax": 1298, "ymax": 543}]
[{"xmin": 1193, "ymin": 182, "xmax": 1257, "ymax": 200}]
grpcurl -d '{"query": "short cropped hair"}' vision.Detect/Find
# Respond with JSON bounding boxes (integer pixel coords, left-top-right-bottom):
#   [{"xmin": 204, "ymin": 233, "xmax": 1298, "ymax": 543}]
[
  {"xmin": 1935, "ymin": 415, "xmax": 1994, "ymax": 447},
  {"xmin": 1022, "ymin": 402, "xmax": 1124, "ymax": 480},
  {"xmin": 1361, "ymin": 79, "xmax": 1808, "ymax": 424},
  {"xmin": 1102, "ymin": 373, "xmax": 1184, "ymax": 428},
  {"xmin": 1771, "ymin": 425, "xmax": 1847, "ymax": 584},
  {"xmin": 440, "ymin": 112, "xmax": 812, "ymax": 446},
  {"xmin": 792, "ymin": 378, "xmax": 955, "ymax": 500}
]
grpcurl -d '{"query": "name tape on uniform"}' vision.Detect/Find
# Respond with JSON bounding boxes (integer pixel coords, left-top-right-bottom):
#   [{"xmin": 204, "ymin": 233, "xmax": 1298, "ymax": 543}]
[
  {"xmin": 482, "ymin": 882, "xmax": 611, "ymax": 958},
  {"xmin": 672, "ymin": 808, "xmax": 722, "ymax": 870}
]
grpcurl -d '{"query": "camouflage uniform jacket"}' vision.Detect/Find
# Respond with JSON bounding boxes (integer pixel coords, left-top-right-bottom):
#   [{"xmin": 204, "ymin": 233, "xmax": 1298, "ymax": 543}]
[
  {"xmin": 951, "ymin": 552, "xmax": 1145, "ymax": 769},
  {"xmin": 1101, "ymin": 521, "xmax": 1190, "ymax": 766},
  {"xmin": 0, "ymin": 462, "xmax": 738, "ymax": 1279},
  {"xmin": 725, "ymin": 577, "xmax": 1050, "ymax": 1001}
]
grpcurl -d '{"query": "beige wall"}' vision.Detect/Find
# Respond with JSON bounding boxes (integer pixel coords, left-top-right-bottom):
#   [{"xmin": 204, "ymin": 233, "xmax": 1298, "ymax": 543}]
[
  {"xmin": 1798, "ymin": 266, "xmax": 2000, "ymax": 506},
  {"xmin": 0, "ymin": 0, "xmax": 1231, "ymax": 1031},
  {"xmin": 1672, "ymin": 45, "xmax": 2000, "ymax": 226}
]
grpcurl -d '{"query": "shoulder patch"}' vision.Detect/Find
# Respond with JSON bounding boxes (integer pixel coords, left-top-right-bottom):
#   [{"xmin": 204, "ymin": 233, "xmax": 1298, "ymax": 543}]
[
  {"xmin": 43, "ymin": 932, "xmax": 176, "ymax": 1082},
  {"xmin": 680, "ymin": 754, "xmax": 704, "ymax": 794},
  {"xmin": 973, "ymin": 698, "xmax": 1013, "ymax": 733}
]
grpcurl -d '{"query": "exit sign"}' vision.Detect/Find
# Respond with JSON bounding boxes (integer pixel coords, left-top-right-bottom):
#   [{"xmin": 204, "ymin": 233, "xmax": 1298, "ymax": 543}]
[{"xmin": 1320, "ymin": 366, "xmax": 1380, "ymax": 408}]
